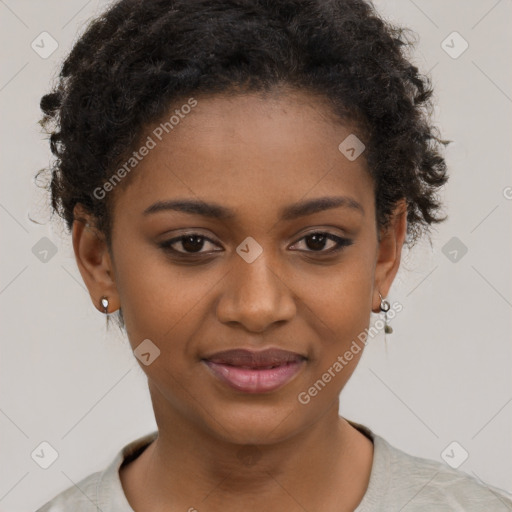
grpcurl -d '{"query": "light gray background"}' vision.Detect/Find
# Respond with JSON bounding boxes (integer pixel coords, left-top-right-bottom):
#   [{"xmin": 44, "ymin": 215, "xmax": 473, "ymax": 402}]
[{"xmin": 1, "ymin": 0, "xmax": 511, "ymax": 510}]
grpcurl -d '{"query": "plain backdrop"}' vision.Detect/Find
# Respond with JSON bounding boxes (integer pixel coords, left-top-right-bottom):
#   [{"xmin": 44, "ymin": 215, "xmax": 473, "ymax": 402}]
[{"xmin": 1, "ymin": 0, "xmax": 511, "ymax": 510}]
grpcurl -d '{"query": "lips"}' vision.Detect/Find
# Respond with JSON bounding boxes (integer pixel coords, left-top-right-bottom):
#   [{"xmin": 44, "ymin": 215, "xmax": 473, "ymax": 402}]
[{"xmin": 202, "ymin": 348, "xmax": 306, "ymax": 393}]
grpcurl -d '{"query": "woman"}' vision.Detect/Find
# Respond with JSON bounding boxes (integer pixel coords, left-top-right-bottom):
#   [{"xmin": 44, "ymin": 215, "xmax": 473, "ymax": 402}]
[{"xmin": 35, "ymin": 0, "xmax": 512, "ymax": 510}]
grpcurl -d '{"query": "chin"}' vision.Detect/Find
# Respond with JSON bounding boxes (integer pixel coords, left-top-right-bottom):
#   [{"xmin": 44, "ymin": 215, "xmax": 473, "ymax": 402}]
[{"xmin": 200, "ymin": 400, "xmax": 304, "ymax": 446}]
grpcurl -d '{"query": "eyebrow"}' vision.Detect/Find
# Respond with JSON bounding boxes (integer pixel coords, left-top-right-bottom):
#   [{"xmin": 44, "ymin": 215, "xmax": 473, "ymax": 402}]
[{"xmin": 143, "ymin": 195, "xmax": 364, "ymax": 220}]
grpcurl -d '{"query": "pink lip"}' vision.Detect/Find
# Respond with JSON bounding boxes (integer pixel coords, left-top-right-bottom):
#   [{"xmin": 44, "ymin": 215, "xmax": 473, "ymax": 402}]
[
  {"xmin": 202, "ymin": 348, "xmax": 306, "ymax": 393},
  {"xmin": 203, "ymin": 360, "xmax": 305, "ymax": 393}
]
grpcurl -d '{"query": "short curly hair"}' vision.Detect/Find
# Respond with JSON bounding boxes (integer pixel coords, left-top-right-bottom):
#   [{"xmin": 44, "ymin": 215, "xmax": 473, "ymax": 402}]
[{"xmin": 38, "ymin": 0, "xmax": 448, "ymax": 252}]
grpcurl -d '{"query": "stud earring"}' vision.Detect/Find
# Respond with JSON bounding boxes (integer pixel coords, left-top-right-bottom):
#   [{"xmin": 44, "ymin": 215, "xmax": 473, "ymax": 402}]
[
  {"xmin": 378, "ymin": 292, "xmax": 393, "ymax": 335},
  {"xmin": 100, "ymin": 296, "xmax": 109, "ymax": 314}
]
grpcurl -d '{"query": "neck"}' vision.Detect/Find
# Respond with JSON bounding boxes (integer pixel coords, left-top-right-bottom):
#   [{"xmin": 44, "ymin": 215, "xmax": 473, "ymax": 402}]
[{"xmin": 120, "ymin": 386, "xmax": 373, "ymax": 512}]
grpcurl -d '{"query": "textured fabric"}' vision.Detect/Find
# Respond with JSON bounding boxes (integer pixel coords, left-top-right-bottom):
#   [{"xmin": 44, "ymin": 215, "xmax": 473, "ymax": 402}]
[{"xmin": 35, "ymin": 420, "xmax": 512, "ymax": 511}]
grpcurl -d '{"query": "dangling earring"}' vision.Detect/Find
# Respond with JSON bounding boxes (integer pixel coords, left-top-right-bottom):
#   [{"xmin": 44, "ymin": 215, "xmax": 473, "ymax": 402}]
[
  {"xmin": 378, "ymin": 292, "xmax": 393, "ymax": 334},
  {"xmin": 100, "ymin": 296, "xmax": 109, "ymax": 314}
]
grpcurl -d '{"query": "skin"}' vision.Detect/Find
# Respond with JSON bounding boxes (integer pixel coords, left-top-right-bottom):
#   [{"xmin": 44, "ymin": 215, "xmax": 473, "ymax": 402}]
[{"xmin": 73, "ymin": 88, "xmax": 407, "ymax": 512}]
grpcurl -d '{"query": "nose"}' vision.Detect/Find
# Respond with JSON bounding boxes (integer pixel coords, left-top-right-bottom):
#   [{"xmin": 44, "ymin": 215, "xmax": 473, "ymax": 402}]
[{"xmin": 215, "ymin": 253, "xmax": 296, "ymax": 333}]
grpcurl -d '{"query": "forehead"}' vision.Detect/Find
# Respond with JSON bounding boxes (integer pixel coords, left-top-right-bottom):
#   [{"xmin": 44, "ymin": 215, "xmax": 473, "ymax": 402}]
[{"xmin": 112, "ymin": 90, "xmax": 374, "ymax": 225}]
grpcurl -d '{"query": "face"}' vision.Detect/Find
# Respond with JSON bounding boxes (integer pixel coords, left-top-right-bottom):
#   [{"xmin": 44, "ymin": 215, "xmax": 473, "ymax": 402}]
[{"xmin": 74, "ymin": 89, "xmax": 406, "ymax": 445}]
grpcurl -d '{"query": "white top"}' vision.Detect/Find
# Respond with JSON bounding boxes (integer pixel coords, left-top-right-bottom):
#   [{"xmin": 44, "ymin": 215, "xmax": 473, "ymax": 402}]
[{"xmin": 35, "ymin": 420, "xmax": 512, "ymax": 511}]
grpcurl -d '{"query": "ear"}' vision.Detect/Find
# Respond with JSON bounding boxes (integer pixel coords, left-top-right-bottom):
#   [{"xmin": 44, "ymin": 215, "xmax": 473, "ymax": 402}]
[
  {"xmin": 372, "ymin": 199, "xmax": 407, "ymax": 313},
  {"xmin": 72, "ymin": 204, "xmax": 120, "ymax": 314}
]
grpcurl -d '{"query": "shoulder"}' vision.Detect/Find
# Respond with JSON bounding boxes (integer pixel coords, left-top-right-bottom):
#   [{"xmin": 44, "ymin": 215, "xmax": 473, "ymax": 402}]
[
  {"xmin": 34, "ymin": 470, "xmax": 103, "ymax": 511},
  {"xmin": 376, "ymin": 434, "xmax": 512, "ymax": 510},
  {"xmin": 34, "ymin": 430, "xmax": 158, "ymax": 512},
  {"xmin": 348, "ymin": 420, "xmax": 512, "ymax": 512}
]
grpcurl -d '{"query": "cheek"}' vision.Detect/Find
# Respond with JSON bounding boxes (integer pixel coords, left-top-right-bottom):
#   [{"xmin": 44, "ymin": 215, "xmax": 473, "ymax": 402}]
[
  {"xmin": 112, "ymin": 245, "xmax": 216, "ymax": 353},
  {"xmin": 292, "ymin": 257, "xmax": 374, "ymax": 343},
  {"xmin": 294, "ymin": 261, "xmax": 374, "ymax": 391}
]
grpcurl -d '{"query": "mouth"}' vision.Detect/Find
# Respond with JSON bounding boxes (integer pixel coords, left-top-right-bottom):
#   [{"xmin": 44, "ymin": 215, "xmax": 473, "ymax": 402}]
[{"xmin": 202, "ymin": 348, "xmax": 307, "ymax": 394}]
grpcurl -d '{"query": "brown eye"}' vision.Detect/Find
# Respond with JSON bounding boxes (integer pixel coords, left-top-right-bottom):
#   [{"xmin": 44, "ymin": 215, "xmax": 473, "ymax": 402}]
[
  {"xmin": 291, "ymin": 232, "xmax": 353, "ymax": 254},
  {"xmin": 180, "ymin": 235, "xmax": 206, "ymax": 253},
  {"xmin": 159, "ymin": 234, "xmax": 220, "ymax": 254}
]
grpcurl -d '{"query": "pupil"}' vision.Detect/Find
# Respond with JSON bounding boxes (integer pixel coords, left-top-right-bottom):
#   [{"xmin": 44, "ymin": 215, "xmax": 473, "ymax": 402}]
[
  {"xmin": 306, "ymin": 234, "xmax": 327, "ymax": 251},
  {"xmin": 182, "ymin": 235, "xmax": 204, "ymax": 252}
]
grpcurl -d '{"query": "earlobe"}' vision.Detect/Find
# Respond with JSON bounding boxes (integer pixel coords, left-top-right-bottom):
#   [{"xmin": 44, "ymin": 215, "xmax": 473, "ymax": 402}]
[{"xmin": 72, "ymin": 204, "xmax": 120, "ymax": 314}]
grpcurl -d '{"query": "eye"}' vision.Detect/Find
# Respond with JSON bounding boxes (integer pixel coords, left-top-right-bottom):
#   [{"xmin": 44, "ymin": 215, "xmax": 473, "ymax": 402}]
[
  {"xmin": 290, "ymin": 232, "xmax": 353, "ymax": 254},
  {"xmin": 158, "ymin": 231, "xmax": 353, "ymax": 258},
  {"xmin": 159, "ymin": 233, "xmax": 221, "ymax": 255}
]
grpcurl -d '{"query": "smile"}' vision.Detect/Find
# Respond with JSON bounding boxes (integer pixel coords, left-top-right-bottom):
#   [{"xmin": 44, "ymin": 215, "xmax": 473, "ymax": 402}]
[{"xmin": 201, "ymin": 348, "xmax": 307, "ymax": 393}]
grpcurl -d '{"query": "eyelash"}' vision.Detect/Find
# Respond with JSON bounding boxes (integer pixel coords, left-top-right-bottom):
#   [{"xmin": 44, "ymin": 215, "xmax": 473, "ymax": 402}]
[{"xmin": 158, "ymin": 231, "xmax": 353, "ymax": 257}]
